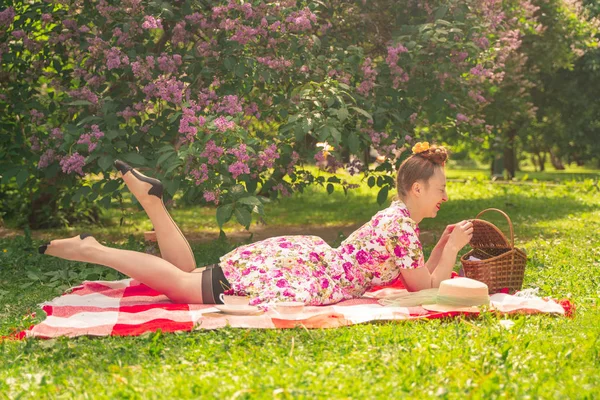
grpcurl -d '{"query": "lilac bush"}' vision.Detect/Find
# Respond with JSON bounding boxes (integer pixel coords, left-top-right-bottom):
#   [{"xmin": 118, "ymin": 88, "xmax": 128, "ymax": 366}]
[{"xmin": 1, "ymin": 0, "xmax": 566, "ymax": 229}]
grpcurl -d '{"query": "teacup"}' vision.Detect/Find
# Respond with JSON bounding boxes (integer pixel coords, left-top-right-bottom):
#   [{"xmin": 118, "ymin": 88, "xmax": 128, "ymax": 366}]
[
  {"xmin": 219, "ymin": 294, "xmax": 250, "ymax": 305},
  {"xmin": 274, "ymin": 301, "xmax": 305, "ymax": 314}
]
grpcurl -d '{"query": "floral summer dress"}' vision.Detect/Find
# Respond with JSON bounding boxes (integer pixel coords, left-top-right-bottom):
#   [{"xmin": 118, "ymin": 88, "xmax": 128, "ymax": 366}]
[{"xmin": 219, "ymin": 200, "xmax": 425, "ymax": 306}]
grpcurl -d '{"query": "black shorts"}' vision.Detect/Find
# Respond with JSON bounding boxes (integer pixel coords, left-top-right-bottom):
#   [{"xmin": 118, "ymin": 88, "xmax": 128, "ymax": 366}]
[{"xmin": 201, "ymin": 264, "xmax": 230, "ymax": 304}]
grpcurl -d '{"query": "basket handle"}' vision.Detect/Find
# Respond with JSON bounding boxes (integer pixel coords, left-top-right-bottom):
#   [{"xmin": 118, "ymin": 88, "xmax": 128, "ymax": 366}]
[{"xmin": 474, "ymin": 208, "xmax": 515, "ymax": 249}]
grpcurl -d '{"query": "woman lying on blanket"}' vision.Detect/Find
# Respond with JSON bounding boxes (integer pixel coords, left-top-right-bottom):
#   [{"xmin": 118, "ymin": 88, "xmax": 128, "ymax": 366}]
[{"xmin": 39, "ymin": 142, "xmax": 473, "ymax": 306}]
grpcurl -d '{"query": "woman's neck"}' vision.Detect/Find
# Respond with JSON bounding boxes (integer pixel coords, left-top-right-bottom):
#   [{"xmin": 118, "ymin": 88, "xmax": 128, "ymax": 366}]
[{"xmin": 398, "ymin": 196, "xmax": 423, "ymax": 224}]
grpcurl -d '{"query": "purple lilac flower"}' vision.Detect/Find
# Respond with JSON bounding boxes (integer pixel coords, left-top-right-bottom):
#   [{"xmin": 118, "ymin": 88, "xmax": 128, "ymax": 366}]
[
  {"xmin": 142, "ymin": 77, "xmax": 186, "ymax": 104},
  {"xmin": 38, "ymin": 149, "xmax": 57, "ymax": 169},
  {"xmin": 227, "ymin": 144, "xmax": 250, "ymax": 162},
  {"xmin": 105, "ymin": 47, "xmax": 129, "ymax": 70},
  {"xmin": 29, "ymin": 136, "xmax": 40, "ymax": 151},
  {"xmin": 179, "ymin": 106, "xmax": 206, "ymax": 144},
  {"xmin": 171, "ymin": 21, "xmax": 187, "ymax": 45},
  {"xmin": 456, "ymin": 113, "xmax": 469, "ymax": 124},
  {"xmin": 272, "ymin": 183, "xmax": 290, "ymax": 197},
  {"xmin": 286, "ymin": 8, "xmax": 317, "ymax": 32},
  {"xmin": 77, "ymin": 125, "xmax": 104, "ymax": 152},
  {"xmin": 142, "ymin": 16, "xmax": 162, "ymax": 29},
  {"xmin": 0, "ymin": 7, "xmax": 16, "ymax": 26},
  {"xmin": 256, "ymin": 56, "xmax": 292, "ymax": 71},
  {"xmin": 60, "ymin": 153, "xmax": 86, "ymax": 175},
  {"xmin": 215, "ymin": 95, "xmax": 243, "ymax": 115},
  {"xmin": 68, "ymin": 87, "xmax": 99, "ymax": 105},
  {"xmin": 203, "ymin": 190, "xmax": 219, "ymax": 204},
  {"xmin": 50, "ymin": 128, "xmax": 63, "ymax": 140},
  {"xmin": 30, "ymin": 109, "xmax": 44, "ymax": 125},
  {"xmin": 228, "ymin": 161, "xmax": 250, "ymax": 179},
  {"xmin": 357, "ymin": 58, "xmax": 378, "ymax": 96},
  {"xmin": 213, "ymin": 116, "xmax": 236, "ymax": 132},
  {"xmin": 190, "ymin": 164, "xmax": 209, "ymax": 185},
  {"xmin": 256, "ymin": 144, "xmax": 280, "ymax": 170},
  {"xmin": 157, "ymin": 53, "xmax": 182, "ymax": 74},
  {"xmin": 201, "ymin": 140, "xmax": 225, "ymax": 165}
]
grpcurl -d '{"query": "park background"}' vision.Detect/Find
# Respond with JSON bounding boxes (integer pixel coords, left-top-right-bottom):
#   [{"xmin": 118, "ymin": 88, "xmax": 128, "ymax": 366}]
[{"xmin": 1, "ymin": 0, "xmax": 599, "ymax": 398}]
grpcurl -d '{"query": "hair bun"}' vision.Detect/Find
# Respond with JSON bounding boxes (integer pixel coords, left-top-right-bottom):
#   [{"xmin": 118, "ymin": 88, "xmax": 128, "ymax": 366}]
[{"xmin": 416, "ymin": 145, "xmax": 448, "ymax": 165}]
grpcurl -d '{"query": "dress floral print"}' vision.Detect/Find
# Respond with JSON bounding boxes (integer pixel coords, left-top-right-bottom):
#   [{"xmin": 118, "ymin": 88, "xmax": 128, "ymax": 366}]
[{"xmin": 219, "ymin": 200, "xmax": 424, "ymax": 306}]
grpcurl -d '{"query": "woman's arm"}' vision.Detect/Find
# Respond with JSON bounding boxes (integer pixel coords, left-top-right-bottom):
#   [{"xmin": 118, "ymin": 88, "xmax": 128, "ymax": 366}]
[
  {"xmin": 424, "ymin": 224, "xmax": 456, "ymax": 274},
  {"xmin": 400, "ymin": 221, "xmax": 473, "ymax": 291}
]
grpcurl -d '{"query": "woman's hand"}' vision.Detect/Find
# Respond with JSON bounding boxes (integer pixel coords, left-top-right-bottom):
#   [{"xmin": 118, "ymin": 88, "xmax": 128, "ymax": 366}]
[
  {"xmin": 436, "ymin": 224, "xmax": 456, "ymax": 248},
  {"xmin": 447, "ymin": 220, "xmax": 474, "ymax": 251}
]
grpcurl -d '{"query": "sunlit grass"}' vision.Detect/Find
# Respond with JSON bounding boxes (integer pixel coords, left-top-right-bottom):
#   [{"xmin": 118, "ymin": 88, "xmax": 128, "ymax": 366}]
[{"xmin": 1, "ymin": 167, "xmax": 599, "ymax": 398}]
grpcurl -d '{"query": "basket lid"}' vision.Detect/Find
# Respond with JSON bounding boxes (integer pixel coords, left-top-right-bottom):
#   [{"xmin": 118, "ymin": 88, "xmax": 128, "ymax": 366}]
[{"xmin": 469, "ymin": 218, "xmax": 511, "ymax": 249}]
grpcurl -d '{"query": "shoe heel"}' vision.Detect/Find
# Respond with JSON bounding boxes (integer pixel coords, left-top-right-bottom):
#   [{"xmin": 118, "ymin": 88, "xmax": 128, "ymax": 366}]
[
  {"xmin": 130, "ymin": 169, "xmax": 164, "ymax": 199},
  {"xmin": 38, "ymin": 243, "xmax": 50, "ymax": 255}
]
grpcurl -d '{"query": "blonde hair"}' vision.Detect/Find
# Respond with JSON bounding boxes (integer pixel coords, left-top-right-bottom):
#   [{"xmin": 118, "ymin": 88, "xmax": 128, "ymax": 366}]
[{"xmin": 396, "ymin": 145, "xmax": 448, "ymax": 198}]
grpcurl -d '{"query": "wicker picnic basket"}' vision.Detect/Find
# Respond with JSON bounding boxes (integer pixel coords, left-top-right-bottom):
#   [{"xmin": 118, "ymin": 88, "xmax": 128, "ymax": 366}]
[{"xmin": 460, "ymin": 208, "xmax": 527, "ymax": 294}]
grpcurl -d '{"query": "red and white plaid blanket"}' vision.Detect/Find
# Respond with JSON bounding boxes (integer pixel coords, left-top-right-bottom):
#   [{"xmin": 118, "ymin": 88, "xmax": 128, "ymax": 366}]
[{"xmin": 10, "ymin": 272, "xmax": 573, "ymax": 339}]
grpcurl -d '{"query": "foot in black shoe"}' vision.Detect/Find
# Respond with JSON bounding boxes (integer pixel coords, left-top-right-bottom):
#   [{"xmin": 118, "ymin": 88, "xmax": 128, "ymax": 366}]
[
  {"xmin": 114, "ymin": 160, "xmax": 132, "ymax": 175},
  {"xmin": 38, "ymin": 234, "xmax": 99, "ymax": 262},
  {"xmin": 115, "ymin": 160, "xmax": 163, "ymax": 200}
]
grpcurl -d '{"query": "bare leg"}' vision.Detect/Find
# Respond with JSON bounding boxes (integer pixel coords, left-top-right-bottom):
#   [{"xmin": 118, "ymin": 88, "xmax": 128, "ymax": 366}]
[
  {"xmin": 118, "ymin": 165, "xmax": 197, "ymax": 272},
  {"xmin": 43, "ymin": 235, "xmax": 204, "ymax": 303}
]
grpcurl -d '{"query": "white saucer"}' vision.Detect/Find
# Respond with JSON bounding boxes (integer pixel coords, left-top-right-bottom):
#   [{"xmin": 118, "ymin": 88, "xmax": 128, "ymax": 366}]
[{"xmin": 214, "ymin": 305, "xmax": 264, "ymax": 316}]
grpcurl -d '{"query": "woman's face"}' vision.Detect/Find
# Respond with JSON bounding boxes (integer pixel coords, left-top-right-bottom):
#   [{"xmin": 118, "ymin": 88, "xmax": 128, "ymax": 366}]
[{"xmin": 418, "ymin": 167, "xmax": 448, "ymax": 218}]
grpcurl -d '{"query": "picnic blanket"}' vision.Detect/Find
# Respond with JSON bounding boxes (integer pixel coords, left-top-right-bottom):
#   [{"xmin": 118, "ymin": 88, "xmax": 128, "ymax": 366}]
[{"xmin": 12, "ymin": 273, "xmax": 574, "ymax": 339}]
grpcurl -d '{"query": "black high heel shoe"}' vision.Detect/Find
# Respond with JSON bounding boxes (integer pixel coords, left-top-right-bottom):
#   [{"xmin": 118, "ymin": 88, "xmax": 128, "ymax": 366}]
[
  {"xmin": 114, "ymin": 160, "xmax": 164, "ymax": 199},
  {"xmin": 38, "ymin": 233, "xmax": 93, "ymax": 255}
]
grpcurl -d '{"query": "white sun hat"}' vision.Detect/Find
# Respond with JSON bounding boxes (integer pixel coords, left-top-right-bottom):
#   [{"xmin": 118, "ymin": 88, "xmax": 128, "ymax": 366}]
[{"xmin": 421, "ymin": 277, "xmax": 491, "ymax": 313}]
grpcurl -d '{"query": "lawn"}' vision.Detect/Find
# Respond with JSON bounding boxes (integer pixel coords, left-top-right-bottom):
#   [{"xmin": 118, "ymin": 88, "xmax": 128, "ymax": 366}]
[{"xmin": 1, "ymin": 167, "xmax": 599, "ymax": 398}]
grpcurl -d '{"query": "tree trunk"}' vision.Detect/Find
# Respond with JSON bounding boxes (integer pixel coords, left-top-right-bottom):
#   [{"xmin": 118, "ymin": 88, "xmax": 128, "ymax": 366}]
[
  {"xmin": 540, "ymin": 152, "xmax": 546, "ymax": 172},
  {"xmin": 503, "ymin": 130, "xmax": 517, "ymax": 179},
  {"xmin": 549, "ymin": 151, "xmax": 565, "ymax": 170}
]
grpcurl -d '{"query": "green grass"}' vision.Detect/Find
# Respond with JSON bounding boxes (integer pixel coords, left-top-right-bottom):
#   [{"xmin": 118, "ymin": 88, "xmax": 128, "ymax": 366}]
[{"xmin": 1, "ymin": 168, "xmax": 600, "ymax": 398}]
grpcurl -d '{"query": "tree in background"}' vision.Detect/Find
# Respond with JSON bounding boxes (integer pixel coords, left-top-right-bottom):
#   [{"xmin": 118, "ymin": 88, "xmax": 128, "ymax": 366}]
[{"xmin": 0, "ymin": 0, "xmax": 597, "ymax": 231}]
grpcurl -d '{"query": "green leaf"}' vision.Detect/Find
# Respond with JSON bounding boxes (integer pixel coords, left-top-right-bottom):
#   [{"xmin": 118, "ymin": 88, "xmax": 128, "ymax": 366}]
[
  {"xmin": 103, "ymin": 180, "xmax": 121, "ymax": 193},
  {"xmin": 377, "ymin": 186, "xmax": 389, "ymax": 206},
  {"xmin": 234, "ymin": 64, "xmax": 246, "ymax": 78},
  {"xmin": 122, "ymin": 153, "xmax": 146, "ymax": 166},
  {"xmin": 164, "ymin": 178, "xmax": 180, "ymax": 196},
  {"xmin": 72, "ymin": 186, "xmax": 91, "ymax": 202},
  {"xmin": 98, "ymin": 155, "xmax": 113, "ymax": 171},
  {"xmin": 245, "ymin": 179, "xmax": 258, "ymax": 194},
  {"xmin": 330, "ymin": 127, "xmax": 341, "ymax": 143},
  {"xmin": 1, "ymin": 167, "xmax": 21, "ymax": 184},
  {"xmin": 168, "ymin": 112, "xmax": 182, "ymax": 124},
  {"xmin": 237, "ymin": 196, "xmax": 262, "ymax": 207},
  {"xmin": 230, "ymin": 184, "xmax": 246, "ymax": 200},
  {"xmin": 216, "ymin": 203, "xmax": 234, "ymax": 228},
  {"xmin": 165, "ymin": 160, "xmax": 182, "ymax": 174},
  {"xmin": 76, "ymin": 115, "xmax": 103, "ymax": 127},
  {"xmin": 367, "ymin": 176, "xmax": 375, "ymax": 188},
  {"xmin": 224, "ymin": 57, "xmax": 235, "ymax": 71},
  {"xmin": 234, "ymin": 207, "xmax": 252, "ymax": 229},
  {"xmin": 348, "ymin": 131, "xmax": 360, "ymax": 154},
  {"xmin": 99, "ymin": 195, "xmax": 112, "ymax": 209},
  {"xmin": 338, "ymin": 107, "xmax": 349, "ymax": 122},
  {"xmin": 68, "ymin": 100, "xmax": 93, "ymax": 106},
  {"xmin": 318, "ymin": 125, "xmax": 330, "ymax": 141},
  {"xmin": 327, "ymin": 183, "xmax": 334, "ymax": 194},
  {"xmin": 14, "ymin": 168, "xmax": 29, "ymax": 188},
  {"xmin": 157, "ymin": 151, "xmax": 176, "ymax": 167},
  {"xmin": 350, "ymin": 107, "xmax": 373, "ymax": 120},
  {"xmin": 157, "ymin": 144, "xmax": 176, "ymax": 154}
]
